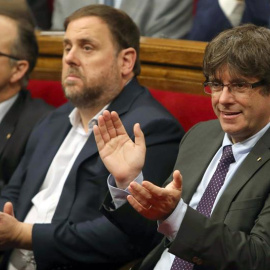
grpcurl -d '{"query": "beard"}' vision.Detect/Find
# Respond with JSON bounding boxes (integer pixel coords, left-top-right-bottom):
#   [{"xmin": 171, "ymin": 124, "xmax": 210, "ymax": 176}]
[
  {"xmin": 62, "ymin": 66, "xmax": 120, "ymax": 109},
  {"xmin": 63, "ymin": 80, "xmax": 105, "ymax": 109}
]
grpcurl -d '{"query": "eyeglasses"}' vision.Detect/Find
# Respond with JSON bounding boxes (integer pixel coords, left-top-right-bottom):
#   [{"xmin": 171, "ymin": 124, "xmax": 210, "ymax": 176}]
[
  {"xmin": 203, "ymin": 80, "xmax": 265, "ymax": 97},
  {"xmin": 0, "ymin": 51, "xmax": 21, "ymax": 61}
]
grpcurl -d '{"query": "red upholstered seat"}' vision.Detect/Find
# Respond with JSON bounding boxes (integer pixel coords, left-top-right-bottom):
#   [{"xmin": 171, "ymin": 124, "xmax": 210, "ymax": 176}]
[
  {"xmin": 28, "ymin": 80, "xmax": 67, "ymax": 107},
  {"xmin": 149, "ymin": 89, "xmax": 216, "ymax": 131},
  {"xmin": 27, "ymin": 80, "xmax": 216, "ymax": 131}
]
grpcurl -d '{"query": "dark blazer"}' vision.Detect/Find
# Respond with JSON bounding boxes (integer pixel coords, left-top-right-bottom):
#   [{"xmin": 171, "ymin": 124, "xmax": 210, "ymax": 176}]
[
  {"xmin": 27, "ymin": 0, "xmax": 52, "ymax": 29},
  {"xmin": 102, "ymin": 120, "xmax": 270, "ymax": 270},
  {"xmin": 0, "ymin": 78, "xmax": 184, "ymax": 270},
  {"xmin": 188, "ymin": 0, "xmax": 270, "ymax": 41},
  {"xmin": 0, "ymin": 90, "xmax": 53, "ymax": 189}
]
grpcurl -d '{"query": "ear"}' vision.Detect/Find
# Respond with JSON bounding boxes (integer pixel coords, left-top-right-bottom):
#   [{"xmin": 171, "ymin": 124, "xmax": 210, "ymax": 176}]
[
  {"xmin": 119, "ymin": 48, "xmax": 136, "ymax": 77},
  {"xmin": 10, "ymin": 60, "xmax": 29, "ymax": 84}
]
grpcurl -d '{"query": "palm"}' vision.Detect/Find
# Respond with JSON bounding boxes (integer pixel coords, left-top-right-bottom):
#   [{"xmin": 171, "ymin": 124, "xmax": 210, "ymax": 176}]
[
  {"xmin": 94, "ymin": 110, "xmax": 146, "ymax": 188},
  {"xmin": 127, "ymin": 170, "xmax": 182, "ymax": 220}
]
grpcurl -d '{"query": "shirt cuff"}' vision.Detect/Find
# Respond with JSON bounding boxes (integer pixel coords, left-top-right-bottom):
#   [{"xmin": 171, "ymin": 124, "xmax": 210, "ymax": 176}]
[
  {"xmin": 157, "ymin": 199, "xmax": 188, "ymax": 242},
  {"xmin": 107, "ymin": 172, "xmax": 143, "ymax": 209}
]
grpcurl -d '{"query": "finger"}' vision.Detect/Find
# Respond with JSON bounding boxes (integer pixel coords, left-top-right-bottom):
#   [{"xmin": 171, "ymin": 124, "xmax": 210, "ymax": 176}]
[
  {"xmin": 134, "ymin": 123, "xmax": 146, "ymax": 151},
  {"xmin": 3, "ymin": 202, "xmax": 14, "ymax": 217},
  {"xmin": 127, "ymin": 195, "xmax": 156, "ymax": 220},
  {"xmin": 110, "ymin": 111, "xmax": 128, "ymax": 136},
  {"xmin": 102, "ymin": 110, "xmax": 117, "ymax": 139},
  {"xmin": 128, "ymin": 181, "xmax": 153, "ymax": 208},
  {"xmin": 97, "ymin": 113, "xmax": 112, "ymax": 143},
  {"xmin": 172, "ymin": 170, "xmax": 183, "ymax": 190},
  {"xmin": 127, "ymin": 194, "xmax": 146, "ymax": 212},
  {"xmin": 141, "ymin": 181, "xmax": 165, "ymax": 198},
  {"xmin": 93, "ymin": 125, "xmax": 105, "ymax": 151}
]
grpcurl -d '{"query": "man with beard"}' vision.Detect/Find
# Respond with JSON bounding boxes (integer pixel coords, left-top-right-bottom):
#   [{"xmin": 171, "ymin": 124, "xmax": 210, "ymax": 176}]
[{"xmin": 0, "ymin": 5, "xmax": 184, "ymax": 270}]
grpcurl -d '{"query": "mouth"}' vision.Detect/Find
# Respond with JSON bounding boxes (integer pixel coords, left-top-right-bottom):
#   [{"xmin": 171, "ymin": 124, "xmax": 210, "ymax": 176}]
[
  {"xmin": 66, "ymin": 74, "xmax": 80, "ymax": 79},
  {"xmin": 220, "ymin": 110, "xmax": 241, "ymax": 119}
]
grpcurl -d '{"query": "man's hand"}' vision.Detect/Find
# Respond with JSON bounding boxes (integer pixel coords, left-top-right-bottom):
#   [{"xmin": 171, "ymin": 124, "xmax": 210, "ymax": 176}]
[
  {"xmin": 93, "ymin": 110, "xmax": 146, "ymax": 189},
  {"xmin": 0, "ymin": 202, "xmax": 33, "ymax": 250},
  {"xmin": 127, "ymin": 170, "xmax": 183, "ymax": 220}
]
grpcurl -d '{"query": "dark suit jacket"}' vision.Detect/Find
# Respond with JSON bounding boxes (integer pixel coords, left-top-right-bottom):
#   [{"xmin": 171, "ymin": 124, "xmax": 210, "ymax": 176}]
[
  {"xmin": 0, "ymin": 90, "xmax": 53, "ymax": 189},
  {"xmin": 0, "ymin": 78, "xmax": 184, "ymax": 270},
  {"xmin": 27, "ymin": 0, "xmax": 52, "ymax": 29},
  {"xmin": 188, "ymin": 0, "xmax": 270, "ymax": 41},
  {"xmin": 102, "ymin": 119, "xmax": 270, "ymax": 270}
]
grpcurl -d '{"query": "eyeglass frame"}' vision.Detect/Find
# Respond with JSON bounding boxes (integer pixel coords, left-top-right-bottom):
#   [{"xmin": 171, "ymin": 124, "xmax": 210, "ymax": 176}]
[
  {"xmin": 0, "ymin": 51, "xmax": 21, "ymax": 61},
  {"xmin": 203, "ymin": 80, "xmax": 265, "ymax": 97}
]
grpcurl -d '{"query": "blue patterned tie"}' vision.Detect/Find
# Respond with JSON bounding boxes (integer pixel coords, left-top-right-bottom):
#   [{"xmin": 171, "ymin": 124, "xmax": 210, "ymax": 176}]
[{"xmin": 170, "ymin": 145, "xmax": 235, "ymax": 269}]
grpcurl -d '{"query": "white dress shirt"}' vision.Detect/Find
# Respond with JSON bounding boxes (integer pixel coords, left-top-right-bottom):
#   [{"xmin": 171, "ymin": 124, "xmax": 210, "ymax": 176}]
[
  {"xmin": 8, "ymin": 105, "xmax": 109, "ymax": 270},
  {"xmin": 219, "ymin": 0, "xmax": 245, "ymax": 26}
]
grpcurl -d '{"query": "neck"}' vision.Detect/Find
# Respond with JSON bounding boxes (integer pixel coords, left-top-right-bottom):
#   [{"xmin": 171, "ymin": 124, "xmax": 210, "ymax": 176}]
[
  {"xmin": 0, "ymin": 84, "xmax": 21, "ymax": 103},
  {"xmin": 78, "ymin": 106, "xmax": 104, "ymax": 133}
]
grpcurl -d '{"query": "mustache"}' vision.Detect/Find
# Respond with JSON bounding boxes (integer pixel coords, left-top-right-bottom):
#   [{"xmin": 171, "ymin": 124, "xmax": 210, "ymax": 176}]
[{"xmin": 65, "ymin": 68, "xmax": 82, "ymax": 78}]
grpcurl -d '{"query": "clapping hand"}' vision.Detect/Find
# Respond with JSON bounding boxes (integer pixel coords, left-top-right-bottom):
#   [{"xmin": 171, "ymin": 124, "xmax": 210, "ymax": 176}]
[
  {"xmin": 93, "ymin": 110, "xmax": 146, "ymax": 189},
  {"xmin": 127, "ymin": 170, "xmax": 183, "ymax": 220}
]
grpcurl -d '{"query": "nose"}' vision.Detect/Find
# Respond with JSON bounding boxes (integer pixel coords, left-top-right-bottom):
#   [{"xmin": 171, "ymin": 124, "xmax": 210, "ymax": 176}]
[
  {"xmin": 218, "ymin": 86, "xmax": 235, "ymax": 104},
  {"xmin": 64, "ymin": 48, "xmax": 80, "ymax": 66}
]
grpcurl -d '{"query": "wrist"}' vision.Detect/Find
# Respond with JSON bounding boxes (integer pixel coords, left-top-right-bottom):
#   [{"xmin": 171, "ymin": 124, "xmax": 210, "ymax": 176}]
[
  {"xmin": 15, "ymin": 223, "xmax": 33, "ymax": 250},
  {"xmin": 115, "ymin": 171, "xmax": 143, "ymax": 190}
]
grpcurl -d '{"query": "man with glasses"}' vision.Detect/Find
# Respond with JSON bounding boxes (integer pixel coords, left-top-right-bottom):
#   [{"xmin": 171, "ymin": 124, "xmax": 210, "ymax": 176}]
[
  {"xmin": 0, "ymin": 3, "xmax": 53, "ymax": 189},
  {"xmin": 94, "ymin": 23, "xmax": 270, "ymax": 269}
]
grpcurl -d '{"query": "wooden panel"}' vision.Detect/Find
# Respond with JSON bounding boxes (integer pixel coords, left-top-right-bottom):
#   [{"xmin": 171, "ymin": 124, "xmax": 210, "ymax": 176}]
[
  {"xmin": 31, "ymin": 32, "xmax": 208, "ymax": 95},
  {"xmin": 140, "ymin": 36, "xmax": 206, "ymax": 67}
]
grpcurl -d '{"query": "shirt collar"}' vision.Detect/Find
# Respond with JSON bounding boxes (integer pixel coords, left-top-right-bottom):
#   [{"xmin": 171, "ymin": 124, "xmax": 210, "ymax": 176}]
[
  {"xmin": 68, "ymin": 104, "xmax": 110, "ymax": 133},
  {"xmin": 223, "ymin": 122, "xmax": 270, "ymax": 161}
]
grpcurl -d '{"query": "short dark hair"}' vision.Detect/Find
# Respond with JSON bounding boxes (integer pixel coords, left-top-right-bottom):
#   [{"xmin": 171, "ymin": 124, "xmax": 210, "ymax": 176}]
[
  {"xmin": 203, "ymin": 24, "xmax": 270, "ymax": 94},
  {"xmin": 0, "ymin": 0, "xmax": 38, "ymax": 87},
  {"xmin": 11, "ymin": 21, "xmax": 38, "ymax": 86},
  {"xmin": 64, "ymin": 4, "xmax": 141, "ymax": 76}
]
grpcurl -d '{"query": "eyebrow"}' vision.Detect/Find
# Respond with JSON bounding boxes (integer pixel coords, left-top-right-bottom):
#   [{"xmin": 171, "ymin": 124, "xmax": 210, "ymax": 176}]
[
  {"xmin": 63, "ymin": 38, "xmax": 99, "ymax": 47},
  {"xmin": 209, "ymin": 77, "xmax": 249, "ymax": 83}
]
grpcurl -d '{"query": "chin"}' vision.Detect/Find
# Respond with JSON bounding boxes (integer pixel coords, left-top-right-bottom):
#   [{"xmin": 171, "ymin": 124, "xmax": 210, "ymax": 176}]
[{"xmin": 64, "ymin": 85, "xmax": 81, "ymax": 96}]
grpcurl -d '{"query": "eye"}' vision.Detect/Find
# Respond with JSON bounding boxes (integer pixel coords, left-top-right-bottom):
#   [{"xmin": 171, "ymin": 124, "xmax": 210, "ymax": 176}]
[
  {"xmin": 83, "ymin": 45, "xmax": 93, "ymax": 51},
  {"xmin": 211, "ymin": 82, "xmax": 222, "ymax": 90},
  {"xmin": 63, "ymin": 44, "xmax": 71, "ymax": 53},
  {"xmin": 232, "ymin": 82, "xmax": 246, "ymax": 89}
]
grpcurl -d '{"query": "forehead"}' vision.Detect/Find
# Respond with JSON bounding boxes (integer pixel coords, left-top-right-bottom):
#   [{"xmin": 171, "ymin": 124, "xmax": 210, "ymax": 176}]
[
  {"xmin": 0, "ymin": 15, "xmax": 17, "ymax": 49},
  {"xmin": 211, "ymin": 65, "xmax": 259, "ymax": 82},
  {"xmin": 64, "ymin": 16, "xmax": 114, "ymax": 44}
]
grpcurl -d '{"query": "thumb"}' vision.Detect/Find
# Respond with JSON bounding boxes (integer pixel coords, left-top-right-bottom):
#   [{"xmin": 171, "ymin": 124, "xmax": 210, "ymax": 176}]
[
  {"xmin": 3, "ymin": 202, "xmax": 14, "ymax": 216},
  {"xmin": 134, "ymin": 123, "xmax": 145, "ymax": 149},
  {"xmin": 172, "ymin": 170, "xmax": 182, "ymax": 190}
]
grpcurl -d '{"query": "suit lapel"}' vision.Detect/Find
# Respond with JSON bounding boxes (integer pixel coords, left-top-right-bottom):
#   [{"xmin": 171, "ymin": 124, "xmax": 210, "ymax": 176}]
[
  {"xmin": 181, "ymin": 123, "xmax": 224, "ymax": 203},
  {"xmin": 212, "ymin": 127, "xmax": 270, "ymax": 221},
  {"xmin": 0, "ymin": 92, "xmax": 24, "ymax": 155}
]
